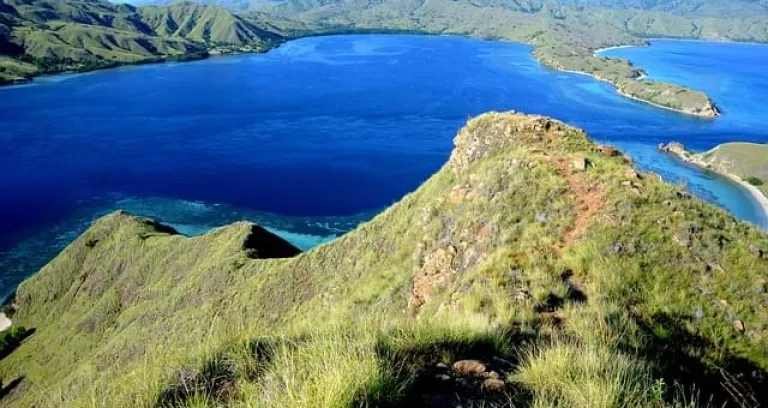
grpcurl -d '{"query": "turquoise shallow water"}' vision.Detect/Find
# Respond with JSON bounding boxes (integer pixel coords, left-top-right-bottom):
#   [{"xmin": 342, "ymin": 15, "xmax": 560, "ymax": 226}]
[{"xmin": 0, "ymin": 35, "xmax": 767, "ymax": 299}]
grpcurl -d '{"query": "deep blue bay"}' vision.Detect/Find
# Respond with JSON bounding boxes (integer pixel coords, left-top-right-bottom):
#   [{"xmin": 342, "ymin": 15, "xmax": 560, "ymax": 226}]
[{"xmin": 1, "ymin": 35, "xmax": 767, "ymax": 299}]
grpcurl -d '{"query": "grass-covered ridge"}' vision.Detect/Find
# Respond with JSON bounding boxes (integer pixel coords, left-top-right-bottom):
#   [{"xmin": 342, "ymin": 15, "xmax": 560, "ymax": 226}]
[{"xmin": 1, "ymin": 112, "xmax": 767, "ymax": 407}]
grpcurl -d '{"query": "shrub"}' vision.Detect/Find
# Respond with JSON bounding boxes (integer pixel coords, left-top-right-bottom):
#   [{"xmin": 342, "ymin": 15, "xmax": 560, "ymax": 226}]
[
  {"xmin": 0, "ymin": 326, "xmax": 29, "ymax": 359},
  {"xmin": 746, "ymin": 176, "xmax": 764, "ymax": 186}
]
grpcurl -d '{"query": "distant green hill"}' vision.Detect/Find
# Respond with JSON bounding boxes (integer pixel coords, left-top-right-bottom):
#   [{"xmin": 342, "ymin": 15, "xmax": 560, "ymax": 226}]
[
  {"xmin": 1, "ymin": 112, "xmax": 767, "ymax": 407},
  {"xmin": 0, "ymin": 0, "xmax": 286, "ymax": 84}
]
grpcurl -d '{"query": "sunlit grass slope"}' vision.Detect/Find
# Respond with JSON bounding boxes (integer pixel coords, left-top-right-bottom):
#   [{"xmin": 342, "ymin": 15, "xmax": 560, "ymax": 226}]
[{"xmin": 1, "ymin": 112, "xmax": 767, "ymax": 407}]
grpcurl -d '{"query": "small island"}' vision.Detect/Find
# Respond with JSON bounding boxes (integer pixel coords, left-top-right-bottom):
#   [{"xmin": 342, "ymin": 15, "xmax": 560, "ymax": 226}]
[{"xmin": 659, "ymin": 141, "xmax": 768, "ymax": 217}]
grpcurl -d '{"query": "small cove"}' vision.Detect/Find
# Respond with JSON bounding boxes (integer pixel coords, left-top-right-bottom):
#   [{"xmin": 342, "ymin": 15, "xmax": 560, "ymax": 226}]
[{"xmin": 1, "ymin": 34, "xmax": 767, "ymax": 299}]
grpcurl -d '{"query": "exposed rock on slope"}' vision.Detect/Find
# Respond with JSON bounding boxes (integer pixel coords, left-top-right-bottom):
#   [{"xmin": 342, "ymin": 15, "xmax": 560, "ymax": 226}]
[{"xmin": 1, "ymin": 113, "xmax": 767, "ymax": 407}]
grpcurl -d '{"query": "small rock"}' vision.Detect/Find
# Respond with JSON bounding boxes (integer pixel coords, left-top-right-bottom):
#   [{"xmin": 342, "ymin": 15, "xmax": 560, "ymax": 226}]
[
  {"xmin": 434, "ymin": 373, "xmax": 451, "ymax": 382},
  {"xmin": 733, "ymin": 320, "xmax": 745, "ymax": 333},
  {"xmin": 485, "ymin": 371, "xmax": 500, "ymax": 379},
  {"xmin": 662, "ymin": 200, "xmax": 673, "ymax": 206},
  {"xmin": 535, "ymin": 211, "xmax": 549, "ymax": 223},
  {"xmin": 620, "ymin": 180, "xmax": 632, "ymax": 187},
  {"xmin": 572, "ymin": 157, "xmax": 589, "ymax": 171},
  {"xmin": 694, "ymin": 308, "xmax": 704, "ymax": 320},
  {"xmin": 625, "ymin": 169, "xmax": 642, "ymax": 180},
  {"xmin": 596, "ymin": 145, "xmax": 620, "ymax": 156},
  {"xmin": 528, "ymin": 161, "xmax": 539, "ymax": 169},
  {"xmin": 452, "ymin": 359, "xmax": 487, "ymax": 375},
  {"xmin": 435, "ymin": 362, "xmax": 448, "ymax": 370},
  {"xmin": 482, "ymin": 378, "xmax": 506, "ymax": 392}
]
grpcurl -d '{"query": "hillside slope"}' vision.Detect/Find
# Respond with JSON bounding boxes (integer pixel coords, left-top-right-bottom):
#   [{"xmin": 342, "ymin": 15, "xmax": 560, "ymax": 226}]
[
  {"xmin": 1, "ymin": 112, "xmax": 767, "ymax": 407},
  {"xmin": 0, "ymin": 0, "xmax": 285, "ymax": 84}
]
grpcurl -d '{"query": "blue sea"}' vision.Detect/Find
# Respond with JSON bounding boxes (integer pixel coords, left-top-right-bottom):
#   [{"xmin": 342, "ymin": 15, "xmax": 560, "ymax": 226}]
[{"xmin": 1, "ymin": 35, "xmax": 767, "ymax": 299}]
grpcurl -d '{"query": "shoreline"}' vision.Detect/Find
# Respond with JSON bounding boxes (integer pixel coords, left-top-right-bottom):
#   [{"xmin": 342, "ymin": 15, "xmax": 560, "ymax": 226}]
[
  {"xmin": 593, "ymin": 44, "xmax": 640, "ymax": 55},
  {"xmin": 615, "ymin": 88, "xmax": 718, "ymax": 118},
  {"xmin": 553, "ymin": 66, "xmax": 717, "ymax": 118},
  {"xmin": 659, "ymin": 143, "xmax": 768, "ymax": 227}
]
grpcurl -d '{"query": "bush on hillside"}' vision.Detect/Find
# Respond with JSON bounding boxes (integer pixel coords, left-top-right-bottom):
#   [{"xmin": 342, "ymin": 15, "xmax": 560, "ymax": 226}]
[
  {"xmin": 0, "ymin": 326, "xmax": 29, "ymax": 359},
  {"xmin": 746, "ymin": 176, "xmax": 764, "ymax": 186}
]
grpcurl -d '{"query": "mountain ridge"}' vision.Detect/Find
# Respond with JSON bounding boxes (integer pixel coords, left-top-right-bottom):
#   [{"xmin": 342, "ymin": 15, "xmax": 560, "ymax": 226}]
[{"xmin": 1, "ymin": 112, "xmax": 767, "ymax": 407}]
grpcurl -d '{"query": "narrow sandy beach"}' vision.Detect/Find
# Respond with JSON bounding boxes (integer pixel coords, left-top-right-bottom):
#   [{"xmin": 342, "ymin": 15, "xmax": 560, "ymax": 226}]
[
  {"xmin": 723, "ymin": 174, "xmax": 768, "ymax": 225},
  {"xmin": 660, "ymin": 145, "xmax": 768, "ymax": 228}
]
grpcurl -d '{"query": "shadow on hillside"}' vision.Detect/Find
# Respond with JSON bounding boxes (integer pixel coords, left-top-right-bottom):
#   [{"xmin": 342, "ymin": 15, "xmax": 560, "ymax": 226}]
[
  {"xmin": 632, "ymin": 313, "xmax": 767, "ymax": 407},
  {"xmin": 359, "ymin": 329, "xmax": 537, "ymax": 408},
  {"xmin": 155, "ymin": 339, "xmax": 278, "ymax": 408},
  {"xmin": 0, "ymin": 376, "xmax": 25, "ymax": 401}
]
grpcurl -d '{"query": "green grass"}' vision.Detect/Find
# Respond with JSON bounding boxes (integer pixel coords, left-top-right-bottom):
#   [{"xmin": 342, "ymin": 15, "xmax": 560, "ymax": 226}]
[{"xmin": 1, "ymin": 112, "xmax": 767, "ymax": 407}]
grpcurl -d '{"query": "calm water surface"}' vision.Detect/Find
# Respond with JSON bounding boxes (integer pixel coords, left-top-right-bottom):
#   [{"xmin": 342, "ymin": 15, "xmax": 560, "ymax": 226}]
[{"xmin": 1, "ymin": 35, "xmax": 767, "ymax": 299}]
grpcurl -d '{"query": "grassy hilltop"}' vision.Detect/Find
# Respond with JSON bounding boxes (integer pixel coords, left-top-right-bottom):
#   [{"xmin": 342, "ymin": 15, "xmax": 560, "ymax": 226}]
[{"xmin": 1, "ymin": 112, "xmax": 767, "ymax": 407}]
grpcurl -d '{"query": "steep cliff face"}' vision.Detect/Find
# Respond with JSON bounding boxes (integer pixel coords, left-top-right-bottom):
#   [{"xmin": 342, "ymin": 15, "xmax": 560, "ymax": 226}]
[{"xmin": 1, "ymin": 112, "xmax": 767, "ymax": 408}]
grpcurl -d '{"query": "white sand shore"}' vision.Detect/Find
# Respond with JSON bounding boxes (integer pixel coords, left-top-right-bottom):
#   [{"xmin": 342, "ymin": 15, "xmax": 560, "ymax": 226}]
[
  {"xmin": 0, "ymin": 312, "xmax": 12, "ymax": 332},
  {"xmin": 660, "ymin": 145, "xmax": 768, "ymax": 227},
  {"xmin": 721, "ymin": 174, "xmax": 768, "ymax": 225},
  {"xmin": 593, "ymin": 44, "xmax": 638, "ymax": 55}
]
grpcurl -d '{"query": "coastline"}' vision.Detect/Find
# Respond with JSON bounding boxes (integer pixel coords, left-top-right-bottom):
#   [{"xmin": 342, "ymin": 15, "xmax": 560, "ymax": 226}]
[
  {"xmin": 593, "ymin": 44, "xmax": 641, "ymax": 55},
  {"xmin": 553, "ymin": 66, "xmax": 717, "ymax": 118},
  {"xmin": 725, "ymin": 174, "xmax": 768, "ymax": 224},
  {"xmin": 0, "ymin": 46, "xmax": 278, "ymax": 89},
  {"xmin": 615, "ymin": 87, "xmax": 719, "ymax": 118},
  {"xmin": 659, "ymin": 143, "xmax": 768, "ymax": 227}
]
